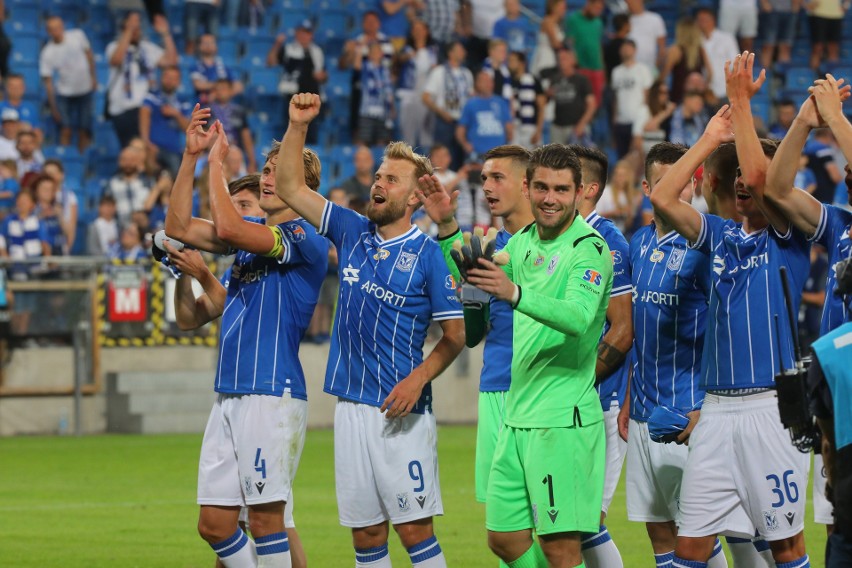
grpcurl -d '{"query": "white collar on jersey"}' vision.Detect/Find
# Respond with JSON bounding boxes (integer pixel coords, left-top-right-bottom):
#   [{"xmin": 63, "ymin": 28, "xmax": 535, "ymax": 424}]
[
  {"xmin": 584, "ymin": 210, "xmax": 601, "ymax": 227},
  {"xmin": 373, "ymin": 224, "xmax": 420, "ymax": 247}
]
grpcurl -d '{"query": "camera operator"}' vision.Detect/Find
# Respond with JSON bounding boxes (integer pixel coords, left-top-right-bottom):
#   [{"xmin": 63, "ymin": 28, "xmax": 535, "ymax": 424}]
[{"xmin": 808, "ymin": 252, "xmax": 852, "ymax": 567}]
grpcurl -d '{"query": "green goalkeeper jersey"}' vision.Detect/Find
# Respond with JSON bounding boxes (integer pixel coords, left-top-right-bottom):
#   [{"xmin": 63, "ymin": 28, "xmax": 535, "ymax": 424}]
[{"xmin": 502, "ymin": 215, "xmax": 612, "ymax": 428}]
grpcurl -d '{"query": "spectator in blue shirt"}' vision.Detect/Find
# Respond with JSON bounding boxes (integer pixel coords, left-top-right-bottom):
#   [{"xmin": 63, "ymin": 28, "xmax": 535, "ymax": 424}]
[
  {"xmin": 107, "ymin": 222, "xmax": 147, "ymax": 262},
  {"xmin": 191, "ymin": 34, "xmax": 243, "ymax": 105},
  {"xmin": 30, "ymin": 174, "xmax": 66, "ymax": 256},
  {"xmin": 0, "ymin": 189, "xmax": 49, "ymax": 277},
  {"xmin": 139, "ymin": 66, "xmax": 192, "ymax": 176},
  {"xmin": 0, "ymin": 75, "xmax": 42, "ymax": 143},
  {"xmin": 354, "ymin": 42, "xmax": 396, "ymax": 145},
  {"xmin": 209, "ymin": 79, "xmax": 256, "ymax": 172},
  {"xmin": 456, "ymin": 70, "xmax": 513, "ymax": 158},
  {"xmin": 493, "ymin": 0, "xmax": 535, "ymax": 55},
  {"xmin": 378, "ymin": 0, "xmax": 413, "ymax": 49},
  {"xmin": 668, "ymin": 90, "xmax": 708, "ymax": 147}
]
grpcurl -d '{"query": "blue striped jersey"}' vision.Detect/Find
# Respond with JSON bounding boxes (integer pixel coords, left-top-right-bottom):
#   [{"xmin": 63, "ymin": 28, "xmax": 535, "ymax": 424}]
[
  {"xmin": 691, "ymin": 214, "xmax": 810, "ymax": 390},
  {"xmin": 629, "ymin": 223, "xmax": 711, "ymax": 422},
  {"xmin": 480, "ymin": 228, "xmax": 512, "ymax": 392},
  {"xmin": 812, "ymin": 204, "xmax": 852, "ymax": 335},
  {"xmin": 318, "ymin": 203, "xmax": 463, "ymax": 412},
  {"xmin": 586, "ymin": 211, "xmax": 632, "ymax": 410},
  {"xmin": 215, "ymin": 217, "xmax": 328, "ymax": 399}
]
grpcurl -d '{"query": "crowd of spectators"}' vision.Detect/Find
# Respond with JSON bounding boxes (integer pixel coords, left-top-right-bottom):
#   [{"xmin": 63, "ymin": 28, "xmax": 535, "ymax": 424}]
[{"xmin": 0, "ymin": 0, "xmax": 847, "ymax": 323}]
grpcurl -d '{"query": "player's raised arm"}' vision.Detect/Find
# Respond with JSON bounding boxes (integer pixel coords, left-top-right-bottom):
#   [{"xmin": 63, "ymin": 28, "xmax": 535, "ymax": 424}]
[
  {"xmin": 164, "ymin": 104, "xmax": 230, "ymax": 254},
  {"xmin": 166, "ymin": 244, "xmax": 225, "ymax": 330},
  {"xmin": 650, "ymin": 107, "xmax": 732, "ymax": 243},
  {"xmin": 206, "ymin": 123, "xmax": 280, "ymax": 256},
  {"xmin": 275, "ymin": 93, "xmax": 327, "ymax": 228},
  {"xmin": 765, "ymin": 95, "xmax": 828, "ymax": 235},
  {"xmin": 725, "ymin": 51, "xmax": 791, "ymax": 234},
  {"xmin": 815, "ymin": 74, "xmax": 852, "ymax": 167}
]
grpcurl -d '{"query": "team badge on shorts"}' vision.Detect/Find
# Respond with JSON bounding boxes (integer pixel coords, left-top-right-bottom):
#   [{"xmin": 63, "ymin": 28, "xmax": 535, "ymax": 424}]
[
  {"xmin": 396, "ymin": 252, "xmax": 417, "ymax": 272},
  {"xmin": 763, "ymin": 509, "xmax": 779, "ymax": 532},
  {"xmin": 244, "ymin": 476, "xmax": 254, "ymax": 497},
  {"xmin": 666, "ymin": 248, "xmax": 686, "ymax": 271},
  {"xmin": 397, "ymin": 492, "xmax": 411, "ymax": 512}
]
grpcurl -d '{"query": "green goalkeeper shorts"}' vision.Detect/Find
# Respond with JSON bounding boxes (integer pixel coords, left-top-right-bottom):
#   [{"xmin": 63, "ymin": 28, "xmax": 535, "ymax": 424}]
[
  {"xmin": 485, "ymin": 422, "xmax": 605, "ymax": 535},
  {"xmin": 476, "ymin": 390, "xmax": 508, "ymax": 503}
]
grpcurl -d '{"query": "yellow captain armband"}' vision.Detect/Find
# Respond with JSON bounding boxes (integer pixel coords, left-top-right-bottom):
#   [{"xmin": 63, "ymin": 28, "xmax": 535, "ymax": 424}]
[{"xmin": 263, "ymin": 225, "xmax": 286, "ymax": 259}]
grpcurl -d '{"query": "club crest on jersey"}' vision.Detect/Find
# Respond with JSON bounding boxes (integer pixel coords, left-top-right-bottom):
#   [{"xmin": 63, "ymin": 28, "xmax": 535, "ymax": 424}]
[
  {"xmin": 397, "ymin": 492, "xmax": 410, "ymax": 512},
  {"xmin": 395, "ymin": 252, "xmax": 417, "ymax": 272},
  {"xmin": 666, "ymin": 248, "xmax": 686, "ymax": 271},
  {"xmin": 763, "ymin": 509, "xmax": 778, "ymax": 532},
  {"xmin": 373, "ymin": 248, "xmax": 390, "ymax": 261},
  {"xmin": 650, "ymin": 249, "xmax": 665, "ymax": 263},
  {"xmin": 534, "ymin": 255, "xmax": 545, "ymax": 266},
  {"xmin": 583, "ymin": 270, "xmax": 602, "ymax": 286},
  {"xmin": 283, "ymin": 223, "xmax": 306, "ymax": 242},
  {"xmin": 547, "ymin": 255, "xmax": 559, "ymax": 275}
]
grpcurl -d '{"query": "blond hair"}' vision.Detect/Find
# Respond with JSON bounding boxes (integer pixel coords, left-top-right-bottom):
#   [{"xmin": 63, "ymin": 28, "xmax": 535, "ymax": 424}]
[
  {"xmin": 675, "ymin": 18, "xmax": 702, "ymax": 70},
  {"xmin": 265, "ymin": 140, "xmax": 322, "ymax": 192},
  {"xmin": 382, "ymin": 141, "xmax": 434, "ymax": 182}
]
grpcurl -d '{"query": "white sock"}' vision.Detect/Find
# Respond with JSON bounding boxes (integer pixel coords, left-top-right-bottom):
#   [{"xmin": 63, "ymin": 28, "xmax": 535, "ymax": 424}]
[
  {"xmin": 726, "ymin": 536, "xmax": 772, "ymax": 567},
  {"xmin": 707, "ymin": 538, "xmax": 728, "ymax": 568},
  {"xmin": 210, "ymin": 528, "xmax": 258, "ymax": 568},
  {"xmin": 581, "ymin": 525, "xmax": 624, "ymax": 568},
  {"xmin": 255, "ymin": 532, "xmax": 291, "ymax": 568},
  {"xmin": 356, "ymin": 543, "xmax": 393, "ymax": 567},
  {"xmin": 407, "ymin": 536, "xmax": 447, "ymax": 567},
  {"xmin": 752, "ymin": 538, "xmax": 776, "ymax": 567}
]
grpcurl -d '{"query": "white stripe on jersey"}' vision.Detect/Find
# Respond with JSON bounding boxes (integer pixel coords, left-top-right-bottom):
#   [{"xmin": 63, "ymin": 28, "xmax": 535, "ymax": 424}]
[{"xmin": 251, "ymin": 281, "xmax": 266, "ymax": 391}]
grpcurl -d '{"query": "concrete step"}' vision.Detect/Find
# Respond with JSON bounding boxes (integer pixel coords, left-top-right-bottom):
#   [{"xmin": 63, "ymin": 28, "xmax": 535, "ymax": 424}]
[{"xmin": 109, "ymin": 371, "xmax": 214, "ymax": 394}]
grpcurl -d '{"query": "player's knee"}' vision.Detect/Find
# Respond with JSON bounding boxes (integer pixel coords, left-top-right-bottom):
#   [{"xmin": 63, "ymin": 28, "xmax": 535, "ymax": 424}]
[
  {"xmin": 768, "ymin": 532, "xmax": 806, "ymax": 562},
  {"xmin": 646, "ymin": 521, "xmax": 677, "ymax": 551},
  {"xmin": 674, "ymin": 535, "xmax": 716, "ymax": 561},
  {"xmin": 394, "ymin": 519, "xmax": 435, "ymax": 548},
  {"xmin": 352, "ymin": 522, "xmax": 390, "ymax": 549},
  {"xmin": 247, "ymin": 503, "xmax": 285, "ymax": 538},
  {"xmin": 197, "ymin": 516, "xmax": 233, "ymax": 544}
]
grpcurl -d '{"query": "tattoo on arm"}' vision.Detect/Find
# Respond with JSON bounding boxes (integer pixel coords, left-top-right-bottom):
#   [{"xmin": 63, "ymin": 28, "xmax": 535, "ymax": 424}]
[{"xmin": 596, "ymin": 341, "xmax": 628, "ymax": 383}]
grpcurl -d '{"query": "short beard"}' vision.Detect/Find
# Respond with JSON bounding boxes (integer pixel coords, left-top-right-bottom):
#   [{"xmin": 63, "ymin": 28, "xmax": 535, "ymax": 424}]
[{"xmin": 366, "ymin": 198, "xmax": 407, "ymax": 227}]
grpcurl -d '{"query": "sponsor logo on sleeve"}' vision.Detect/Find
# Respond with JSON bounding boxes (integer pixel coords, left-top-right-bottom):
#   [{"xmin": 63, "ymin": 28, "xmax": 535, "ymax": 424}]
[{"xmin": 583, "ymin": 270, "xmax": 602, "ymax": 286}]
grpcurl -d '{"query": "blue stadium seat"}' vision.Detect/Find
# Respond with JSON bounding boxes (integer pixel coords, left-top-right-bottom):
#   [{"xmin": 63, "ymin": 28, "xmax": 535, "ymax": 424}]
[
  {"xmin": 243, "ymin": 34, "xmax": 275, "ymax": 68},
  {"xmin": 43, "ymin": 145, "xmax": 83, "ymax": 161},
  {"xmin": 10, "ymin": 35, "xmax": 43, "ymax": 65},
  {"xmin": 751, "ymin": 100, "xmax": 771, "ymax": 128},
  {"xmin": 783, "ymin": 66, "xmax": 814, "ymax": 90},
  {"xmin": 326, "ymin": 69, "xmax": 352, "ymax": 98},
  {"xmin": 8, "ymin": 6, "xmax": 40, "ymax": 34},
  {"xmin": 248, "ymin": 67, "xmax": 281, "ymax": 97},
  {"xmin": 278, "ymin": 9, "xmax": 313, "ymax": 34},
  {"xmin": 316, "ymin": 12, "xmax": 350, "ymax": 43},
  {"xmin": 218, "ymin": 37, "xmax": 240, "ymax": 60}
]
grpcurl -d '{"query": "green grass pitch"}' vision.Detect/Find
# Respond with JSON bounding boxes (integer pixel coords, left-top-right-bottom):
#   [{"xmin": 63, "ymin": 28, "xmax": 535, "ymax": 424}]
[{"xmin": 0, "ymin": 426, "xmax": 828, "ymax": 566}]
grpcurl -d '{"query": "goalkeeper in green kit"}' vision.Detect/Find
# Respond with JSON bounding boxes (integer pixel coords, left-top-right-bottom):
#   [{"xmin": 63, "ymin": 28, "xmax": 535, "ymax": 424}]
[{"xmin": 464, "ymin": 144, "xmax": 613, "ymax": 568}]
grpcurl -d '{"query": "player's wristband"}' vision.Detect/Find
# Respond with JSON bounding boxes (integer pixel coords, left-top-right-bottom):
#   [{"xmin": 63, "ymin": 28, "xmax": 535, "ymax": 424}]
[{"xmin": 510, "ymin": 285, "xmax": 521, "ymax": 309}]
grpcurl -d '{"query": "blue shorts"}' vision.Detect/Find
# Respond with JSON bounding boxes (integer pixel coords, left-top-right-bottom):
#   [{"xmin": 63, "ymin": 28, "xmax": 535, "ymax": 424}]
[
  {"xmin": 56, "ymin": 92, "xmax": 93, "ymax": 131},
  {"xmin": 761, "ymin": 11, "xmax": 797, "ymax": 45}
]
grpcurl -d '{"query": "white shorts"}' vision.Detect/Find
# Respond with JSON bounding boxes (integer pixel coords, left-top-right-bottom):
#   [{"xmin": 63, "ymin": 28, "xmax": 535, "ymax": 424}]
[
  {"xmin": 334, "ymin": 399, "xmax": 443, "ymax": 527},
  {"xmin": 678, "ymin": 392, "xmax": 809, "ymax": 541},
  {"xmin": 719, "ymin": 3, "xmax": 758, "ymax": 38},
  {"xmin": 237, "ymin": 489, "xmax": 296, "ymax": 528},
  {"xmin": 813, "ymin": 453, "xmax": 833, "ymax": 525},
  {"xmin": 626, "ymin": 418, "xmax": 689, "ymax": 523},
  {"xmin": 198, "ymin": 393, "xmax": 308, "ymax": 507},
  {"xmin": 602, "ymin": 405, "xmax": 628, "ymax": 514}
]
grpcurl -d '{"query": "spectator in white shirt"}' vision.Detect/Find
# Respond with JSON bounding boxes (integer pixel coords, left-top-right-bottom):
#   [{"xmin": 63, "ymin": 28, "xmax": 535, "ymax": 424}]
[
  {"xmin": 0, "ymin": 109, "xmax": 20, "ymax": 162},
  {"xmin": 719, "ymin": 0, "xmax": 758, "ymax": 51},
  {"xmin": 695, "ymin": 7, "xmax": 738, "ymax": 101},
  {"xmin": 87, "ymin": 194, "xmax": 119, "ymax": 256},
  {"xmin": 611, "ymin": 39, "xmax": 653, "ymax": 158},
  {"xmin": 106, "ymin": 12, "xmax": 178, "ymax": 148},
  {"xmin": 105, "ymin": 146, "xmax": 153, "ymax": 224},
  {"xmin": 626, "ymin": 0, "xmax": 666, "ymax": 72},
  {"xmin": 40, "ymin": 16, "xmax": 96, "ymax": 151}
]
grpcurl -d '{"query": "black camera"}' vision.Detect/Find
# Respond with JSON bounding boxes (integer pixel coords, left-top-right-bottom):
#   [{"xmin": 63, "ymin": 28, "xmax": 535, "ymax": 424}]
[{"xmin": 835, "ymin": 255, "xmax": 852, "ymax": 296}]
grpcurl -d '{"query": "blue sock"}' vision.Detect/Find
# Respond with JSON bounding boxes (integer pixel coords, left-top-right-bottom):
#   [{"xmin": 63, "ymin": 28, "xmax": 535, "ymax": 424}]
[
  {"xmin": 255, "ymin": 531, "xmax": 289, "ymax": 555},
  {"xmin": 580, "ymin": 525, "xmax": 612, "ymax": 550},
  {"xmin": 210, "ymin": 528, "xmax": 256, "ymax": 567},
  {"xmin": 356, "ymin": 543, "xmax": 390, "ymax": 567},
  {"xmin": 777, "ymin": 556, "xmax": 810, "ymax": 568},
  {"xmin": 407, "ymin": 535, "xmax": 445, "ymax": 566},
  {"xmin": 752, "ymin": 538, "xmax": 771, "ymax": 552},
  {"xmin": 655, "ymin": 551, "xmax": 674, "ymax": 567},
  {"xmin": 672, "ymin": 557, "xmax": 707, "ymax": 568}
]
